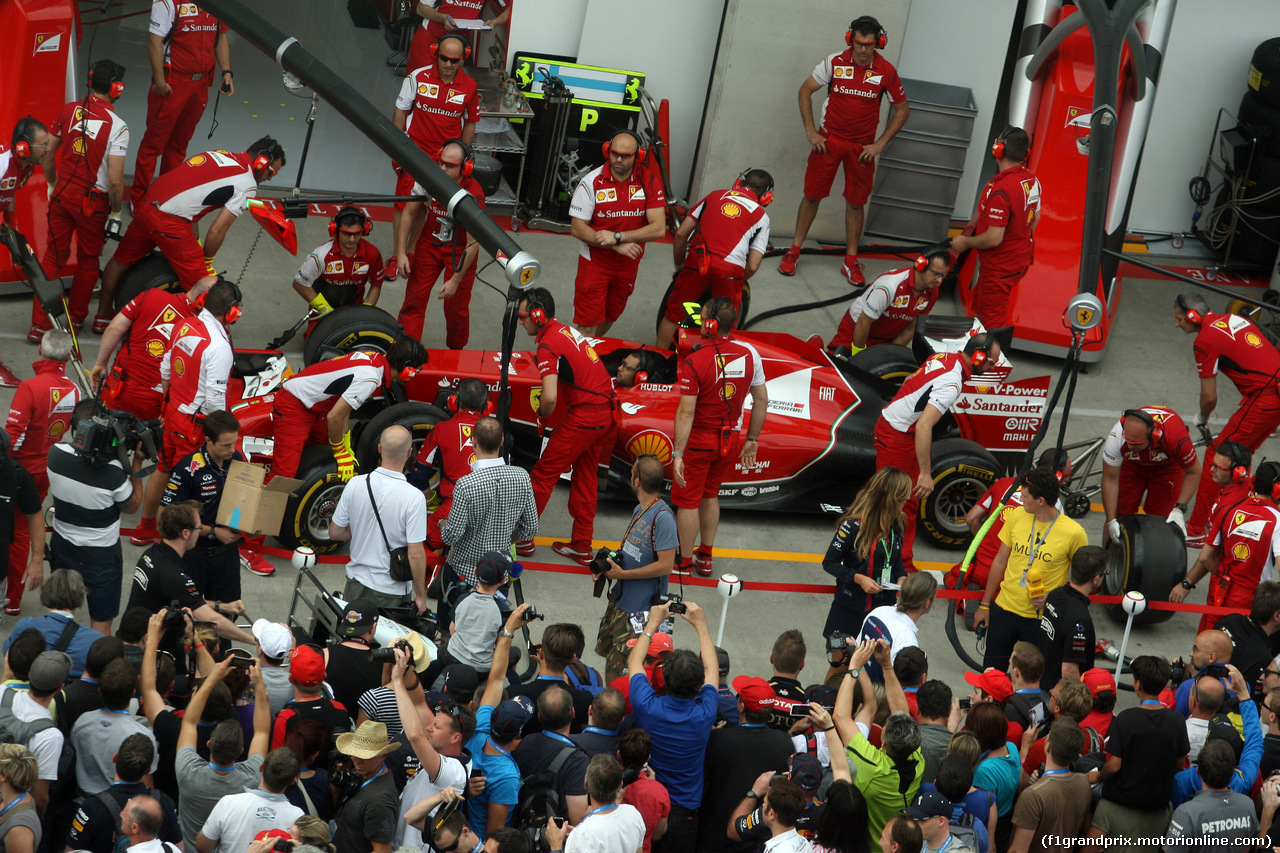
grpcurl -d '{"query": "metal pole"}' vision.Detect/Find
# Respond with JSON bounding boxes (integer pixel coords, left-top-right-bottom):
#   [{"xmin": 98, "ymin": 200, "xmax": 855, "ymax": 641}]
[
  {"xmin": 292, "ymin": 94, "xmax": 319, "ymax": 197},
  {"xmin": 1101, "ymin": 247, "xmax": 1278, "ymax": 311},
  {"xmin": 1115, "ymin": 591, "xmax": 1146, "ymax": 673},
  {"xmin": 715, "ymin": 596, "xmax": 731, "ymax": 648}
]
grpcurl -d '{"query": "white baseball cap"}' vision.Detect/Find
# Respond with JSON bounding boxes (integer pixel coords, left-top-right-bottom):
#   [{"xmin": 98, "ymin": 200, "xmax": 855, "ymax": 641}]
[{"xmin": 252, "ymin": 619, "xmax": 293, "ymax": 659}]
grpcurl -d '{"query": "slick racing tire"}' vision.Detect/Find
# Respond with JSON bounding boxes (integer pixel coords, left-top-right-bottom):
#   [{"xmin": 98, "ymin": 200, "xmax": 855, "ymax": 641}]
[
  {"xmin": 653, "ymin": 277, "xmax": 751, "ymax": 337},
  {"xmin": 276, "ymin": 445, "xmax": 347, "ymax": 555},
  {"xmin": 114, "ymin": 253, "xmax": 183, "ymax": 312},
  {"xmin": 848, "ymin": 345, "xmax": 919, "ymax": 385},
  {"xmin": 1103, "ymin": 514, "xmax": 1186, "ymax": 626},
  {"xmin": 355, "ymin": 401, "xmax": 448, "ymax": 470},
  {"xmin": 303, "ymin": 305, "xmax": 403, "ymax": 366},
  {"xmin": 920, "ymin": 438, "xmax": 999, "ymax": 549}
]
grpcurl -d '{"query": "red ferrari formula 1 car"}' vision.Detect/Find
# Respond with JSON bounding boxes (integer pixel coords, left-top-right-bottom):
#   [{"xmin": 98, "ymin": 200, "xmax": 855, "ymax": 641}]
[{"xmin": 221, "ymin": 305, "xmax": 1053, "ymax": 555}]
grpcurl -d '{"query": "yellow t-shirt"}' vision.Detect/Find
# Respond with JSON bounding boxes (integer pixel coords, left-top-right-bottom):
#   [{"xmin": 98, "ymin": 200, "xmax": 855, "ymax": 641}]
[{"xmin": 995, "ymin": 509, "xmax": 1089, "ymax": 618}]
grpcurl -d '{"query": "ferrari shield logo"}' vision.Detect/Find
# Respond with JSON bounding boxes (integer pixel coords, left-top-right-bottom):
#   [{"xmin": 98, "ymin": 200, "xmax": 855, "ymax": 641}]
[
  {"xmin": 529, "ymin": 388, "xmax": 542, "ymax": 413},
  {"xmin": 1075, "ymin": 306, "xmax": 1094, "ymax": 328},
  {"xmin": 521, "ymin": 267, "xmax": 535, "ymax": 285}
]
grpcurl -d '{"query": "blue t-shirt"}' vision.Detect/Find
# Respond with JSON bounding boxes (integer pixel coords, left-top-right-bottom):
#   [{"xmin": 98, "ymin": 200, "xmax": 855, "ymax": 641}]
[
  {"xmin": 973, "ymin": 743, "xmax": 1021, "ymax": 817},
  {"xmin": 464, "ymin": 705, "xmax": 522, "ymax": 839},
  {"xmin": 613, "ymin": 501, "xmax": 678, "ymax": 613},
  {"xmin": 3, "ymin": 612, "xmax": 103, "ymax": 680},
  {"xmin": 919, "ymin": 783, "xmax": 991, "ymax": 853},
  {"xmin": 630, "ymin": 673, "xmax": 717, "ymax": 809}
]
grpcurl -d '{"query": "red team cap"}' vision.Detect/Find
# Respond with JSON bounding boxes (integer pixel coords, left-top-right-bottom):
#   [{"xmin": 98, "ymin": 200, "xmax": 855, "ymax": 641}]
[
  {"xmin": 732, "ymin": 675, "xmax": 779, "ymax": 712},
  {"xmin": 964, "ymin": 668, "xmax": 1013, "ymax": 702}
]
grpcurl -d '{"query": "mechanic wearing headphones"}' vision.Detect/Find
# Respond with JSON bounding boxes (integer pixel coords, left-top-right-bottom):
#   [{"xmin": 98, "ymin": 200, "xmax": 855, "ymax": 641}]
[
  {"xmin": 131, "ymin": 0, "xmax": 234, "ymax": 206},
  {"xmin": 411, "ymin": 376, "xmax": 491, "ymax": 551},
  {"xmin": 949, "ymin": 127, "xmax": 1041, "ymax": 330},
  {"xmin": 0, "ymin": 118, "xmax": 52, "ymax": 227},
  {"xmin": 656, "ymin": 168, "xmax": 773, "ymax": 351},
  {"xmin": 293, "ymin": 205, "xmax": 385, "ymax": 335},
  {"xmin": 269, "ymin": 338, "xmax": 429, "ymax": 482},
  {"xmin": 779, "ymin": 16, "xmax": 908, "ymax": 286},
  {"xmin": 406, "ymin": 0, "xmax": 510, "ymax": 73},
  {"xmin": 130, "ymin": 279, "xmax": 239, "ymax": 544},
  {"xmin": 517, "ymin": 287, "xmax": 617, "ymax": 565},
  {"xmin": 568, "ymin": 129, "xmax": 667, "ymax": 336},
  {"xmin": 828, "ymin": 245, "xmax": 949, "ymax": 357},
  {"xmin": 1175, "ymin": 292, "xmax": 1280, "ymax": 547},
  {"xmin": 393, "ymin": 140, "xmax": 485, "ymax": 348},
  {"xmin": 1100, "ymin": 406, "xmax": 1201, "ymax": 545},
  {"xmin": 671, "ymin": 297, "xmax": 769, "ymax": 578},
  {"xmin": 32, "ymin": 59, "xmax": 130, "ymax": 340},
  {"xmin": 873, "ymin": 331, "xmax": 1003, "ymax": 572},
  {"xmin": 95, "ymin": 136, "xmax": 285, "ymax": 331},
  {"xmin": 92, "ymin": 287, "xmax": 195, "ymax": 420},
  {"xmin": 389, "ymin": 32, "xmax": 479, "ymax": 281},
  {"xmin": 1171, "ymin": 449, "xmax": 1280, "ymax": 634}
]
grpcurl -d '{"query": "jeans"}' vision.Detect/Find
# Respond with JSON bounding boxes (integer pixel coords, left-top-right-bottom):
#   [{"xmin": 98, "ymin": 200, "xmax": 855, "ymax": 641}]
[
  {"xmin": 654, "ymin": 804, "xmax": 698, "ymax": 853},
  {"xmin": 50, "ymin": 548, "xmax": 122, "ymax": 622}
]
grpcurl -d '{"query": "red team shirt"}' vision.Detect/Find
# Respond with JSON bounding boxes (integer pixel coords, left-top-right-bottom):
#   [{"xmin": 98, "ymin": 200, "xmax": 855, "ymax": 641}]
[
  {"xmin": 415, "ymin": 410, "xmax": 482, "ymax": 501},
  {"xmin": 568, "ymin": 165, "xmax": 665, "ymax": 262},
  {"xmin": 420, "ymin": 0, "xmax": 508, "ymax": 41},
  {"xmin": 677, "ymin": 335, "xmax": 767, "ymax": 436},
  {"xmin": 295, "ymin": 239, "xmax": 385, "ymax": 308},
  {"xmin": 49, "ymin": 98, "xmax": 130, "ymax": 196},
  {"xmin": 1193, "ymin": 312, "xmax": 1280, "ymax": 397},
  {"xmin": 6, "ymin": 360, "xmax": 80, "ymax": 480},
  {"xmin": 973, "ymin": 165, "xmax": 1042, "ymax": 277},
  {"xmin": 414, "ymin": 175, "xmax": 486, "ymax": 253},
  {"xmin": 833, "ymin": 268, "xmax": 937, "ymax": 348},
  {"xmin": 114, "ymin": 289, "xmax": 194, "ymax": 395},
  {"xmin": 280, "ymin": 351, "xmax": 390, "ymax": 412},
  {"xmin": 685, "ymin": 189, "xmax": 770, "ymax": 271},
  {"xmin": 149, "ymin": 0, "xmax": 225, "ymax": 77},
  {"xmin": 1208, "ymin": 494, "xmax": 1280, "ymax": 614},
  {"xmin": 147, "ymin": 149, "xmax": 257, "ymax": 219},
  {"xmin": 810, "ymin": 50, "xmax": 906, "ymax": 142},
  {"xmin": 395, "ymin": 65, "xmax": 480, "ymax": 159},
  {"xmin": 1101, "ymin": 405, "xmax": 1198, "ymax": 471},
  {"xmin": 534, "ymin": 320, "xmax": 615, "ymax": 411},
  {"xmin": 161, "ymin": 309, "xmax": 232, "ymax": 418}
]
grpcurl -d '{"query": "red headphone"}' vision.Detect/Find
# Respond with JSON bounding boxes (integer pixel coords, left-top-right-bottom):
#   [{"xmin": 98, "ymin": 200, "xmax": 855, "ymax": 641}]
[
  {"xmin": 398, "ymin": 366, "xmax": 419, "ymax": 382},
  {"xmin": 12, "ymin": 117, "xmax": 39, "ymax": 160},
  {"xmin": 702, "ymin": 297, "xmax": 734, "ymax": 338},
  {"xmin": 89, "ymin": 60, "xmax": 126, "ymax": 100},
  {"xmin": 1176, "ymin": 294, "xmax": 1203, "ymax": 327},
  {"xmin": 732, "ymin": 169, "xmax": 773, "ymax": 206},
  {"xmin": 1122, "ymin": 409, "xmax": 1163, "ymax": 445},
  {"xmin": 525, "ymin": 294, "xmax": 548, "ymax": 328},
  {"xmin": 1221, "ymin": 444, "xmax": 1250, "ymax": 484},
  {"xmin": 846, "ymin": 16, "xmax": 887, "ymax": 49},
  {"xmin": 329, "ymin": 206, "xmax": 371, "ymax": 238},
  {"xmin": 602, "ymin": 130, "xmax": 648, "ymax": 165},
  {"xmin": 991, "ymin": 128, "xmax": 1030, "ymax": 162},
  {"xmin": 442, "ymin": 138, "xmax": 474, "ymax": 177},
  {"xmin": 432, "ymin": 33, "xmax": 472, "ymax": 61},
  {"xmin": 250, "ymin": 138, "xmax": 284, "ymax": 179},
  {"xmin": 195, "ymin": 281, "xmax": 243, "ymax": 325},
  {"xmin": 446, "ymin": 385, "xmax": 495, "ymax": 417}
]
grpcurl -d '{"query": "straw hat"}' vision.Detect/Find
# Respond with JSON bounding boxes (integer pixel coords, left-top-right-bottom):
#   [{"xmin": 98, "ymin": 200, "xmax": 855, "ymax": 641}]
[{"xmin": 335, "ymin": 721, "xmax": 402, "ymax": 759}]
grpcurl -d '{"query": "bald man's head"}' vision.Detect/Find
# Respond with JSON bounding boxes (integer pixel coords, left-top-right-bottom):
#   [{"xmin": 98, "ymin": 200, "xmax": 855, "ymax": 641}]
[
  {"xmin": 1191, "ymin": 675, "xmax": 1226, "ymax": 718},
  {"xmin": 123, "ymin": 795, "xmax": 163, "ymax": 839},
  {"xmin": 379, "ymin": 425, "xmax": 412, "ymax": 465},
  {"xmin": 1193, "ymin": 630, "xmax": 1233, "ymax": 668}
]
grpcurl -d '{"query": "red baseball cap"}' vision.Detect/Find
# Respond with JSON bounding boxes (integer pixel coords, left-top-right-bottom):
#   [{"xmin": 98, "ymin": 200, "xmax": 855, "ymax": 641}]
[
  {"xmin": 1081, "ymin": 667, "xmax": 1117, "ymax": 697},
  {"xmin": 254, "ymin": 830, "xmax": 292, "ymax": 842},
  {"xmin": 289, "ymin": 645, "xmax": 326, "ymax": 686},
  {"xmin": 626, "ymin": 632, "xmax": 674, "ymax": 654},
  {"xmin": 964, "ymin": 668, "xmax": 1013, "ymax": 703},
  {"xmin": 732, "ymin": 675, "xmax": 779, "ymax": 713}
]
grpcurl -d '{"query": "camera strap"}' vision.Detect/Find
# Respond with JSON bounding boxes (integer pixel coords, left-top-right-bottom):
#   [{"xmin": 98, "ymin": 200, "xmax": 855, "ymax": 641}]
[{"xmin": 366, "ymin": 474, "xmax": 395, "ymax": 556}]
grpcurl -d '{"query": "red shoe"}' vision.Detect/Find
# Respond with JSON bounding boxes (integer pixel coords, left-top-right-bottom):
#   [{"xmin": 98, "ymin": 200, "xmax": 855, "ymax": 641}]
[
  {"xmin": 673, "ymin": 559, "xmax": 693, "ymax": 577},
  {"xmin": 241, "ymin": 549, "xmax": 276, "ymax": 576},
  {"xmin": 1185, "ymin": 533, "xmax": 1206, "ymax": 550},
  {"xmin": 129, "ymin": 518, "xmax": 159, "ymax": 546},
  {"xmin": 693, "ymin": 548, "xmax": 713, "ymax": 577},
  {"xmin": 3, "ymin": 602, "xmax": 19, "ymax": 617},
  {"xmin": 779, "ymin": 246, "xmax": 801, "ymax": 276},
  {"xmin": 383, "ymin": 257, "xmax": 399, "ymax": 281},
  {"xmin": 26, "ymin": 325, "xmax": 49, "ymax": 343},
  {"xmin": 552, "ymin": 541, "xmax": 593, "ymax": 567},
  {"xmin": 515, "ymin": 539, "xmax": 536, "ymax": 557},
  {"xmin": 841, "ymin": 257, "xmax": 865, "ymax": 286},
  {"xmin": 92, "ymin": 315, "xmax": 112, "ymax": 334}
]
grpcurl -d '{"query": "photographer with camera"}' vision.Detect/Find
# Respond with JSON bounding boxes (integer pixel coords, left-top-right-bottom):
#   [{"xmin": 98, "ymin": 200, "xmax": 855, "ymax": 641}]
[
  {"xmin": 433, "ymin": 552, "xmax": 514, "ymax": 683},
  {"xmin": 126, "ymin": 501, "xmax": 256, "ymax": 667},
  {"xmin": 328, "ymin": 721, "xmax": 400, "ymax": 853},
  {"xmin": 49, "ymin": 400, "xmax": 145, "ymax": 635},
  {"xmin": 5, "ymin": 329, "xmax": 78, "ymax": 615},
  {"xmin": 592, "ymin": 454, "xmax": 677, "ymax": 684}
]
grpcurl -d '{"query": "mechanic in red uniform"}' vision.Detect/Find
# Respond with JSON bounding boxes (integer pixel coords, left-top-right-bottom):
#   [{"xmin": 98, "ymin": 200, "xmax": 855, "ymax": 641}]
[
  {"xmin": 131, "ymin": 279, "xmax": 239, "ymax": 543},
  {"xmin": 1171, "ymin": 450, "xmax": 1280, "ymax": 633},
  {"xmin": 91, "ymin": 287, "xmax": 194, "ymax": 420},
  {"xmin": 949, "ymin": 128, "xmax": 1042, "ymax": 330},
  {"xmin": 945, "ymin": 448, "xmax": 1070, "ymax": 608},
  {"xmin": 0, "ymin": 119, "xmax": 52, "ymax": 227},
  {"xmin": 1176, "ymin": 292, "xmax": 1280, "ymax": 546},
  {"xmin": 779, "ymin": 16, "xmax": 908, "ymax": 285},
  {"xmin": 96, "ymin": 136, "xmax": 285, "ymax": 330},
  {"xmin": 827, "ymin": 245, "xmax": 949, "ymax": 357},
  {"xmin": 671, "ymin": 297, "xmax": 770, "ymax": 577},
  {"xmin": 130, "ymin": 0, "xmax": 234, "ymax": 206},
  {"xmin": 407, "ymin": 0, "xmax": 510, "ymax": 73},
  {"xmin": 1100, "ymin": 405, "xmax": 1202, "ymax": 545},
  {"xmin": 515, "ymin": 287, "xmax": 617, "ymax": 563},
  {"xmin": 874, "ymin": 332, "xmax": 1002, "ymax": 571},
  {"xmin": 32, "ymin": 60, "xmax": 130, "ymax": 340},
  {"xmin": 4, "ymin": 330, "xmax": 79, "ymax": 615},
  {"xmin": 269, "ymin": 338, "xmax": 428, "ymax": 482},
  {"xmin": 656, "ymin": 168, "xmax": 773, "ymax": 350},
  {"xmin": 389, "ymin": 33, "xmax": 479, "ymax": 281},
  {"xmin": 293, "ymin": 206, "xmax": 384, "ymax": 334},
  {"xmin": 393, "ymin": 140, "xmax": 484, "ymax": 347},
  {"xmin": 410, "ymin": 377, "xmax": 490, "ymax": 551},
  {"xmin": 568, "ymin": 130, "xmax": 666, "ymax": 336}
]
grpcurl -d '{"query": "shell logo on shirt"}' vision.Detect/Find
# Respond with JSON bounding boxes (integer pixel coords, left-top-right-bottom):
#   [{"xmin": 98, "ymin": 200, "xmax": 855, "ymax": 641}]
[
  {"xmin": 48, "ymin": 420, "xmax": 65, "ymax": 438},
  {"xmin": 147, "ymin": 339, "xmax": 165, "ymax": 357},
  {"xmin": 0, "ymin": 178, "xmax": 16, "ymax": 191},
  {"xmin": 72, "ymin": 137, "xmax": 87, "ymax": 155},
  {"xmin": 1233, "ymin": 542, "xmax": 1251, "ymax": 561},
  {"xmin": 596, "ymin": 188, "xmax": 617, "ymax": 203},
  {"xmin": 418, "ymin": 83, "xmax": 439, "ymax": 98},
  {"xmin": 325, "ymin": 260, "xmax": 344, "ymax": 275},
  {"xmin": 721, "ymin": 202, "xmax": 741, "ymax": 218},
  {"xmin": 1247, "ymin": 332, "xmax": 1264, "ymax": 347},
  {"xmin": 186, "ymin": 154, "xmax": 206, "ymax": 167},
  {"xmin": 178, "ymin": 3, "xmax": 199, "ymax": 15},
  {"xmin": 891, "ymin": 294, "xmax": 910, "ymax": 308},
  {"xmin": 833, "ymin": 66, "xmax": 853, "ymax": 78},
  {"xmin": 627, "ymin": 430, "xmax": 672, "ymax": 464},
  {"xmin": 173, "ymin": 357, "xmax": 185, "ymax": 376},
  {"xmin": 720, "ymin": 384, "xmax": 737, "ymax": 400}
]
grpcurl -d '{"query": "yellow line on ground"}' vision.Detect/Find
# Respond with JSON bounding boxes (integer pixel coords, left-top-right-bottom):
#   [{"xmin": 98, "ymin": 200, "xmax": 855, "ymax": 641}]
[{"xmin": 530, "ymin": 536, "xmax": 953, "ymax": 571}]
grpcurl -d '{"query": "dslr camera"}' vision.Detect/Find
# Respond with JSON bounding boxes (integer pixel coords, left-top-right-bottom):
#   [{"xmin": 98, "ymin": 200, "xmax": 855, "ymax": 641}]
[
  {"xmin": 827, "ymin": 630, "xmax": 855, "ymax": 662},
  {"xmin": 72, "ymin": 407, "xmax": 161, "ymax": 470},
  {"xmin": 369, "ymin": 639, "xmax": 414, "ymax": 666},
  {"xmin": 522, "ymin": 606, "xmax": 545, "ymax": 622},
  {"xmin": 655, "ymin": 593, "xmax": 686, "ymax": 614},
  {"xmin": 590, "ymin": 548, "xmax": 618, "ymax": 597},
  {"xmin": 162, "ymin": 600, "xmax": 188, "ymax": 632}
]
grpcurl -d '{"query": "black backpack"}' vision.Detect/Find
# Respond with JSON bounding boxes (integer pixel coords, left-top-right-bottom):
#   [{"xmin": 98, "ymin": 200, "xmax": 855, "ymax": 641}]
[
  {"xmin": 514, "ymin": 744, "xmax": 584, "ymax": 831},
  {"xmin": 1072, "ymin": 725, "xmax": 1105, "ymax": 773},
  {"xmin": 1006, "ymin": 690, "xmax": 1053, "ymax": 730}
]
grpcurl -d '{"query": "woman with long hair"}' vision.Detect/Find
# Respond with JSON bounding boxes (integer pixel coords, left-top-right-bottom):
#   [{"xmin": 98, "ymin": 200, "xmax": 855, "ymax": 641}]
[
  {"xmin": 811, "ymin": 780, "xmax": 872, "ymax": 853},
  {"xmin": 822, "ymin": 467, "xmax": 913, "ymax": 645}
]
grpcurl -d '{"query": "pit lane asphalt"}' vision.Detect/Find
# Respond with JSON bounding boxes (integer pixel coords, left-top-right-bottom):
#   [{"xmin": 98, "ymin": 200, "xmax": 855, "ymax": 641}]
[{"xmin": 0, "ymin": 214, "xmax": 1265, "ymax": 713}]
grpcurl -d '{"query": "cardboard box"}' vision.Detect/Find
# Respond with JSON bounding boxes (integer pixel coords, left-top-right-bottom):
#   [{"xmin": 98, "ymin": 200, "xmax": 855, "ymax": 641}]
[{"xmin": 216, "ymin": 460, "xmax": 306, "ymax": 536}]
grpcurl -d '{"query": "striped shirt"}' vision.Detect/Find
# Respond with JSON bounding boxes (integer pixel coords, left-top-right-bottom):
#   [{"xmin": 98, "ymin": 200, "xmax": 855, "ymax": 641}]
[{"xmin": 47, "ymin": 443, "xmax": 133, "ymax": 562}]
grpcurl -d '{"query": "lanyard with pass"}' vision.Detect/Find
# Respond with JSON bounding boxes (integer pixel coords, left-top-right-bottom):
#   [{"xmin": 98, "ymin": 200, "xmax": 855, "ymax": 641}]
[
  {"xmin": 877, "ymin": 531, "xmax": 895, "ymax": 586},
  {"xmin": 1022, "ymin": 515, "xmax": 1057, "ymax": 586}
]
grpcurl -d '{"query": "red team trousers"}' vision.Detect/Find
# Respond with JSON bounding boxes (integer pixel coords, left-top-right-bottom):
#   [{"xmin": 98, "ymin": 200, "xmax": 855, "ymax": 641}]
[
  {"xmin": 1187, "ymin": 387, "xmax": 1280, "ymax": 535},
  {"xmin": 398, "ymin": 244, "xmax": 477, "ymax": 349},
  {"xmin": 131, "ymin": 75, "xmax": 211, "ymax": 205},
  {"xmin": 531, "ymin": 404, "xmax": 614, "ymax": 545},
  {"xmin": 7, "ymin": 474, "xmax": 48, "ymax": 609},
  {"xmin": 1117, "ymin": 461, "xmax": 1186, "ymax": 517},
  {"xmin": 270, "ymin": 390, "xmax": 332, "ymax": 480},
  {"xmin": 873, "ymin": 419, "xmax": 921, "ymax": 570},
  {"xmin": 37, "ymin": 193, "xmax": 109, "ymax": 329}
]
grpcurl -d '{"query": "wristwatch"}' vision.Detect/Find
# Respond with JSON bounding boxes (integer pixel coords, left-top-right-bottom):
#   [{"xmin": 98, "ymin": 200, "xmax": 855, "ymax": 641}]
[
  {"xmin": 1180, "ymin": 578, "xmax": 1196, "ymax": 590},
  {"xmin": 745, "ymin": 791, "xmax": 761, "ymax": 801},
  {"xmin": 614, "ymin": 231, "xmax": 624, "ymax": 244},
  {"xmin": 1175, "ymin": 502, "xmax": 1189, "ymax": 513},
  {"xmin": 498, "ymin": 628, "xmax": 514, "ymax": 639}
]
